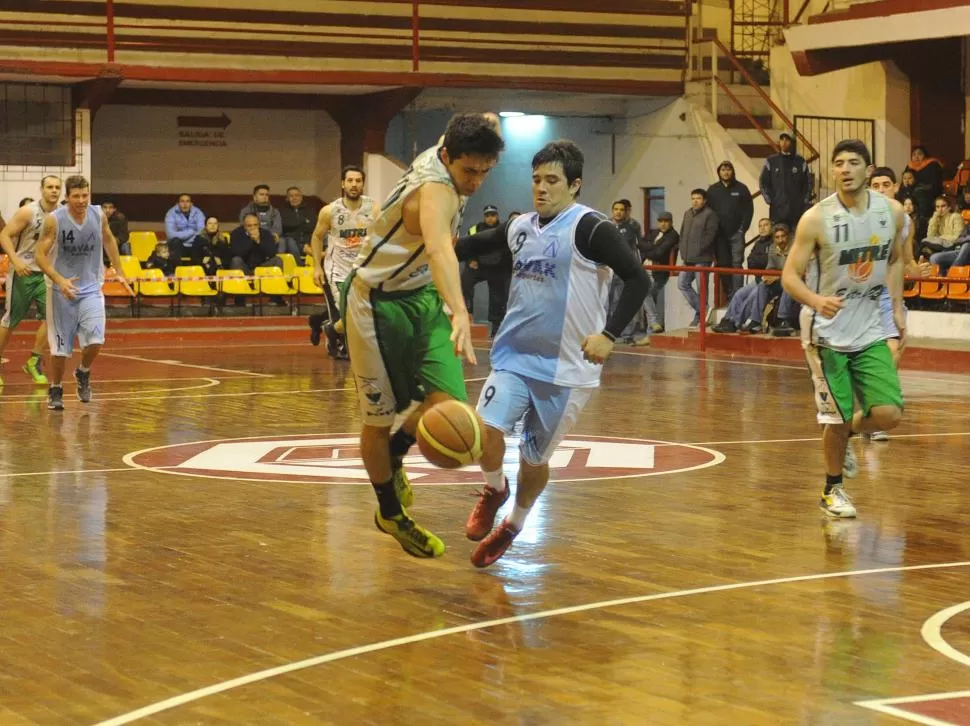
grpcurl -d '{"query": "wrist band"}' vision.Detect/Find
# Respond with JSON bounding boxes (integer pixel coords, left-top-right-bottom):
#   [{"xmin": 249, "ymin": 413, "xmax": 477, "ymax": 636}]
[{"xmin": 601, "ymin": 330, "xmax": 616, "ymax": 342}]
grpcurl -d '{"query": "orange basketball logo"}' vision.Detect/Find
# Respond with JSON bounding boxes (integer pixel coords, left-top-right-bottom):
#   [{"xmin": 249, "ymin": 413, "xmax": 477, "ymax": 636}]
[{"xmin": 847, "ymin": 250, "xmax": 874, "ymax": 283}]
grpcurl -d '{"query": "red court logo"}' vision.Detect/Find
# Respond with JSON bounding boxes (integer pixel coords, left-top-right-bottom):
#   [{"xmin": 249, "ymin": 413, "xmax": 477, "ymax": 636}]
[{"xmin": 125, "ymin": 434, "xmax": 724, "ymax": 486}]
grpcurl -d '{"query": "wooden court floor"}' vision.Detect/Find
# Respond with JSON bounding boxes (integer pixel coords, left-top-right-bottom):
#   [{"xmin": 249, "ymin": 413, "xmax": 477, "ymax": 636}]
[{"xmin": 1, "ymin": 340, "xmax": 969, "ymax": 725}]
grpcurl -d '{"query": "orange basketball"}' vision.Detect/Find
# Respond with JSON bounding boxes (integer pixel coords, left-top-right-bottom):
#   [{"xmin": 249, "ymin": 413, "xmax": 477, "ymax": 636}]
[{"xmin": 416, "ymin": 400, "xmax": 485, "ymax": 469}]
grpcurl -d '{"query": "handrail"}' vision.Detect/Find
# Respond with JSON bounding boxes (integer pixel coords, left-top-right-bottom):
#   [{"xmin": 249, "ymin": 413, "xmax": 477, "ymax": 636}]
[
  {"xmin": 791, "ymin": 0, "xmax": 814, "ymax": 25},
  {"xmin": 714, "ymin": 76, "xmax": 778, "ymax": 150},
  {"xmin": 698, "ymin": 37, "xmax": 820, "ymax": 164}
]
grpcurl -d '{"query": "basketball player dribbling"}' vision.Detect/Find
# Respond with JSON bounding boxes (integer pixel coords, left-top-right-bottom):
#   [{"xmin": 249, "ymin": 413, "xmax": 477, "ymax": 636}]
[
  {"xmin": 0, "ymin": 175, "xmax": 63, "ymax": 387},
  {"xmin": 782, "ymin": 140, "xmax": 906, "ymax": 518},
  {"xmin": 457, "ymin": 140, "xmax": 649, "ymax": 567},
  {"xmin": 33, "ymin": 175, "xmax": 132, "ymax": 410},
  {"xmin": 342, "ymin": 113, "xmax": 504, "ymax": 558},
  {"xmin": 308, "ymin": 165, "xmax": 378, "ymax": 359}
]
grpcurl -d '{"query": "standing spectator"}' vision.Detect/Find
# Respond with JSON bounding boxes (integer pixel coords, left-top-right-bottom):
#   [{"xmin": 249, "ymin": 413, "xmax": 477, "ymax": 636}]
[
  {"xmin": 461, "ymin": 204, "xmax": 511, "ymax": 337},
  {"xmin": 707, "ymin": 161, "xmax": 753, "ymax": 299},
  {"xmin": 239, "ymin": 184, "xmax": 282, "ymax": 238},
  {"xmin": 904, "ymin": 145, "xmax": 945, "ymax": 238},
  {"xmin": 279, "ymin": 186, "xmax": 315, "ymax": 259},
  {"xmin": 677, "ymin": 189, "xmax": 718, "ymax": 329},
  {"xmin": 100, "ymin": 199, "xmax": 129, "ymax": 256},
  {"xmin": 608, "ymin": 199, "xmax": 644, "ymax": 341},
  {"xmin": 164, "ymin": 193, "xmax": 206, "ymax": 262},
  {"xmin": 759, "ymin": 132, "xmax": 810, "ymax": 232},
  {"xmin": 636, "ymin": 210, "xmax": 679, "ymax": 337}
]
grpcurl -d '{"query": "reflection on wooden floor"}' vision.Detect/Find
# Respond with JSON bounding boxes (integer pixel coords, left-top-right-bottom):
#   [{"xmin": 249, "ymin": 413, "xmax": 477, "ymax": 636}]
[{"xmin": 1, "ymin": 341, "xmax": 969, "ymax": 725}]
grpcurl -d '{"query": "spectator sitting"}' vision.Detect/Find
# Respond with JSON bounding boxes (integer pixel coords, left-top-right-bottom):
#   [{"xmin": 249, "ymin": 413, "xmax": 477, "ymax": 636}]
[
  {"xmin": 712, "ymin": 223, "xmax": 791, "ymax": 334},
  {"xmin": 164, "ymin": 193, "xmax": 206, "ymax": 262},
  {"xmin": 920, "ymin": 196, "xmax": 964, "ymax": 257},
  {"xmin": 144, "ymin": 241, "xmax": 177, "ymax": 279},
  {"xmin": 904, "ymin": 145, "xmax": 945, "ymax": 231},
  {"xmin": 745, "ymin": 218, "xmax": 773, "ymax": 273},
  {"xmin": 230, "ymin": 214, "xmax": 282, "ymax": 274},
  {"xmin": 239, "ymin": 184, "xmax": 282, "ymax": 239},
  {"xmin": 958, "ymin": 186, "xmax": 970, "ymax": 226},
  {"xmin": 193, "ymin": 216, "xmax": 231, "ymax": 278},
  {"xmin": 101, "ymin": 199, "xmax": 130, "ymax": 256},
  {"xmin": 279, "ymin": 186, "xmax": 315, "ymax": 259}
]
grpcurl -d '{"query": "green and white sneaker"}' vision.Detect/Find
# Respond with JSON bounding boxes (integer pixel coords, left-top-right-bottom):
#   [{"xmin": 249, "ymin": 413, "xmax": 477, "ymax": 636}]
[{"xmin": 22, "ymin": 356, "xmax": 48, "ymax": 385}]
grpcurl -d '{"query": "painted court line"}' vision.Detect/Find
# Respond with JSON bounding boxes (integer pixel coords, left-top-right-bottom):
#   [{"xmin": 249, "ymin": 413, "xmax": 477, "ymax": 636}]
[
  {"xmin": 921, "ymin": 600, "xmax": 970, "ymax": 668},
  {"xmin": 855, "ymin": 692, "xmax": 970, "ymax": 726},
  {"xmin": 0, "ymin": 466, "xmax": 139, "ymax": 479},
  {"xmin": 92, "ymin": 560, "xmax": 970, "ymax": 726},
  {"xmin": 688, "ymin": 431, "xmax": 970, "ymax": 447},
  {"xmin": 100, "ymin": 353, "xmax": 273, "ymax": 378}
]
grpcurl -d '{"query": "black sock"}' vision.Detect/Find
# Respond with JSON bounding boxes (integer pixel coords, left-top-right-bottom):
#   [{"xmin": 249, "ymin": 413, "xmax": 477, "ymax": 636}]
[
  {"xmin": 389, "ymin": 428, "xmax": 416, "ymax": 460},
  {"xmin": 308, "ymin": 313, "xmax": 325, "ymax": 329},
  {"xmin": 825, "ymin": 473, "xmax": 843, "ymax": 495},
  {"xmin": 28, "ymin": 352, "xmax": 41, "ymax": 361},
  {"xmin": 373, "ymin": 478, "xmax": 402, "ymax": 519}
]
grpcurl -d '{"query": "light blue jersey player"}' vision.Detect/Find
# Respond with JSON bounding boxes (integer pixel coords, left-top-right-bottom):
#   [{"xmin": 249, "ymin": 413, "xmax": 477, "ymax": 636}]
[
  {"xmin": 34, "ymin": 175, "xmax": 130, "ymax": 411},
  {"xmin": 455, "ymin": 140, "xmax": 649, "ymax": 568}
]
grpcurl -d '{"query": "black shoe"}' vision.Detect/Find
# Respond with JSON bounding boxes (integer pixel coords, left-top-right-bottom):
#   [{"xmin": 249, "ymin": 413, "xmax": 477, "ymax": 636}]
[
  {"xmin": 74, "ymin": 368, "xmax": 91, "ymax": 403},
  {"xmin": 712, "ymin": 319, "xmax": 737, "ymax": 333},
  {"xmin": 308, "ymin": 315, "xmax": 323, "ymax": 346},
  {"xmin": 324, "ymin": 322, "xmax": 341, "ymax": 358},
  {"xmin": 47, "ymin": 386, "xmax": 64, "ymax": 411},
  {"xmin": 771, "ymin": 321, "xmax": 795, "ymax": 337}
]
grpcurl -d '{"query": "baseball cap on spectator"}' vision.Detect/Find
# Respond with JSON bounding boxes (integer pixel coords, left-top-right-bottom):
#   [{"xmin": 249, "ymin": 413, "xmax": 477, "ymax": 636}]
[
  {"xmin": 658, "ymin": 211, "xmax": 673, "ymax": 221},
  {"xmin": 484, "ymin": 204, "xmax": 498, "ymax": 214}
]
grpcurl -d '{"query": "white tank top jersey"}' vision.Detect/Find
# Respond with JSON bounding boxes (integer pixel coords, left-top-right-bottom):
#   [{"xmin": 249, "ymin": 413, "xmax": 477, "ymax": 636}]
[
  {"xmin": 490, "ymin": 203, "xmax": 613, "ymax": 388},
  {"xmin": 326, "ymin": 195, "xmax": 377, "ymax": 278},
  {"xmin": 800, "ymin": 190, "xmax": 898, "ymax": 352},
  {"xmin": 14, "ymin": 201, "xmax": 47, "ymax": 272},
  {"xmin": 352, "ymin": 144, "xmax": 467, "ymax": 293},
  {"xmin": 50, "ymin": 205, "xmax": 105, "ymax": 296}
]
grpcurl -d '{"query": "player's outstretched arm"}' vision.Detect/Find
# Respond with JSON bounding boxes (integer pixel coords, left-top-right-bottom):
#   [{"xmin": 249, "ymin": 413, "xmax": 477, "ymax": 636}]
[
  {"xmin": 782, "ymin": 208, "xmax": 843, "ymax": 319},
  {"xmin": 0, "ymin": 206, "xmax": 35, "ymax": 276},
  {"xmin": 454, "ymin": 221, "xmax": 509, "ymax": 262},
  {"xmin": 310, "ymin": 205, "xmax": 332, "ymax": 287},
  {"xmin": 420, "ymin": 182, "xmax": 476, "ymax": 364}
]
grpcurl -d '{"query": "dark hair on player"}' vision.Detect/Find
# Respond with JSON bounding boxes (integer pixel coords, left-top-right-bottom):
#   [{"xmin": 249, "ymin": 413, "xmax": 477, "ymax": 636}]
[
  {"xmin": 831, "ymin": 139, "xmax": 872, "ymax": 166},
  {"xmin": 532, "ymin": 140, "xmax": 585, "ymax": 190},
  {"xmin": 64, "ymin": 175, "xmax": 89, "ymax": 194},
  {"xmin": 871, "ymin": 166, "xmax": 896, "ymax": 184},
  {"xmin": 341, "ymin": 165, "xmax": 365, "ymax": 182},
  {"xmin": 442, "ymin": 113, "xmax": 505, "ymax": 160}
]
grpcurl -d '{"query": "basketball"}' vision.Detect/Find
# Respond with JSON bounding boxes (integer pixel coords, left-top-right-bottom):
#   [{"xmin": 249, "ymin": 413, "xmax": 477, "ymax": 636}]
[{"xmin": 416, "ymin": 400, "xmax": 485, "ymax": 469}]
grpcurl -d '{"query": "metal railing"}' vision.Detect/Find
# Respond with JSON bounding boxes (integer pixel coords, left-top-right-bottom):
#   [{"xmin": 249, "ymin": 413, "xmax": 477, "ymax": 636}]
[{"xmin": 793, "ymin": 115, "xmax": 876, "ymax": 203}]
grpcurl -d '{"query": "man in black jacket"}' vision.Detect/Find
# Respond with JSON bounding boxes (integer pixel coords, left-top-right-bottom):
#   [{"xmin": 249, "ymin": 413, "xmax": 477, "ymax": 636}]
[
  {"xmin": 279, "ymin": 186, "xmax": 316, "ymax": 259},
  {"xmin": 229, "ymin": 214, "xmax": 284, "ymax": 305},
  {"xmin": 759, "ymin": 132, "xmax": 810, "ymax": 233},
  {"xmin": 707, "ymin": 160, "xmax": 753, "ymax": 300},
  {"xmin": 461, "ymin": 204, "xmax": 511, "ymax": 337},
  {"xmin": 637, "ymin": 210, "xmax": 679, "ymax": 335}
]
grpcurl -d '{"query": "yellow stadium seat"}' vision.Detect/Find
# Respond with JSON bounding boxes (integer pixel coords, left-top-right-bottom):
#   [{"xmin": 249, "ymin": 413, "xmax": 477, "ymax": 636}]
[
  {"xmin": 217, "ymin": 269, "xmax": 256, "ymax": 297},
  {"xmin": 135, "ymin": 267, "xmax": 176, "ymax": 317},
  {"xmin": 175, "ymin": 266, "xmax": 217, "ymax": 297},
  {"xmin": 296, "ymin": 266, "xmax": 324, "ymax": 294},
  {"xmin": 119, "ymin": 255, "xmax": 143, "ymax": 281},
  {"xmin": 277, "ymin": 253, "xmax": 297, "ymax": 279},
  {"xmin": 129, "ymin": 231, "xmax": 158, "ymax": 262},
  {"xmin": 255, "ymin": 266, "xmax": 295, "ymax": 296}
]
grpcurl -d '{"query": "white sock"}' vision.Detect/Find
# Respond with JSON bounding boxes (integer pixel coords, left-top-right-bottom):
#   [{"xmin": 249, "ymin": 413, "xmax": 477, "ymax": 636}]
[
  {"xmin": 506, "ymin": 502, "xmax": 531, "ymax": 531},
  {"xmin": 482, "ymin": 468, "xmax": 506, "ymax": 493},
  {"xmin": 78, "ymin": 365, "xmax": 90, "ymax": 374}
]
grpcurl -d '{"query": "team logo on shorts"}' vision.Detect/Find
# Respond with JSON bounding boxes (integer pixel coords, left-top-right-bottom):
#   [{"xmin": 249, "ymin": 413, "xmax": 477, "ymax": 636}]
[{"xmin": 125, "ymin": 434, "xmax": 724, "ymax": 485}]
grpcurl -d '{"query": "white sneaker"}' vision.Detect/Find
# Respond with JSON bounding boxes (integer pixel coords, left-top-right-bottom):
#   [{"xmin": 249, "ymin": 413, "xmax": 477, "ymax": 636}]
[
  {"xmin": 843, "ymin": 444, "xmax": 859, "ymax": 478},
  {"xmin": 820, "ymin": 486, "xmax": 857, "ymax": 518},
  {"xmin": 868, "ymin": 431, "xmax": 890, "ymax": 442}
]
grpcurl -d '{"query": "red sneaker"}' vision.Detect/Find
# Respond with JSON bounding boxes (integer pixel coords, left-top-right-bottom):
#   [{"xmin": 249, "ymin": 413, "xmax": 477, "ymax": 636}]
[
  {"xmin": 470, "ymin": 519, "xmax": 519, "ymax": 568},
  {"xmin": 465, "ymin": 479, "xmax": 510, "ymax": 541}
]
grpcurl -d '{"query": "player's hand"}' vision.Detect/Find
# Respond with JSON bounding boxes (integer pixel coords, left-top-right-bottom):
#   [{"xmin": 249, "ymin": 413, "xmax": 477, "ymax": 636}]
[
  {"xmin": 581, "ymin": 333, "xmax": 614, "ymax": 365},
  {"xmin": 313, "ymin": 265, "xmax": 325, "ymax": 288},
  {"xmin": 469, "ymin": 260, "xmax": 479, "ymax": 270},
  {"xmin": 120, "ymin": 276, "xmax": 135, "ymax": 297},
  {"xmin": 449, "ymin": 311, "xmax": 477, "ymax": 365},
  {"xmin": 813, "ymin": 295, "xmax": 844, "ymax": 319},
  {"xmin": 57, "ymin": 276, "xmax": 80, "ymax": 300},
  {"xmin": 11, "ymin": 257, "xmax": 29, "ymax": 277}
]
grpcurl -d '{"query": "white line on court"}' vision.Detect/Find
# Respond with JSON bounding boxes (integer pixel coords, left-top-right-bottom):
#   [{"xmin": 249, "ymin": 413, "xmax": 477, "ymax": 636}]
[
  {"xmin": 687, "ymin": 431, "xmax": 970, "ymax": 447},
  {"xmin": 0, "ymin": 466, "xmax": 142, "ymax": 479},
  {"xmin": 101, "ymin": 352, "xmax": 273, "ymax": 378},
  {"xmin": 921, "ymin": 600, "xmax": 970, "ymax": 668},
  {"xmin": 0, "ymin": 378, "xmax": 222, "ymax": 401},
  {"xmin": 855, "ymin": 697, "xmax": 963, "ymax": 726},
  {"xmin": 92, "ymin": 560, "xmax": 970, "ymax": 726}
]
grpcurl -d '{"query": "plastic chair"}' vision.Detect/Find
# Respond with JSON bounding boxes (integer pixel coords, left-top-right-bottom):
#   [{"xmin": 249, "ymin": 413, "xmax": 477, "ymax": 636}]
[
  {"xmin": 944, "ymin": 265, "xmax": 970, "ymax": 310},
  {"xmin": 0, "ymin": 255, "xmax": 8, "ymax": 301},
  {"xmin": 918, "ymin": 265, "xmax": 946, "ymax": 304},
  {"xmin": 129, "ymin": 231, "xmax": 158, "ymax": 262},
  {"xmin": 296, "ymin": 266, "xmax": 324, "ymax": 294},
  {"xmin": 136, "ymin": 268, "xmax": 176, "ymax": 317},
  {"xmin": 119, "ymin": 255, "xmax": 143, "ymax": 282},
  {"xmin": 102, "ymin": 267, "xmax": 135, "ymax": 316},
  {"xmin": 276, "ymin": 253, "xmax": 297, "ymax": 280},
  {"xmin": 175, "ymin": 265, "xmax": 217, "ymax": 316}
]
